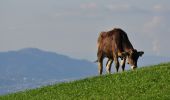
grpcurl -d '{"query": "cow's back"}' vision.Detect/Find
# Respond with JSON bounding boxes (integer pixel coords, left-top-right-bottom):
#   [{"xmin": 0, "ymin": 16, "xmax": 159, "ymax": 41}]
[{"xmin": 97, "ymin": 28, "xmax": 133, "ymax": 58}]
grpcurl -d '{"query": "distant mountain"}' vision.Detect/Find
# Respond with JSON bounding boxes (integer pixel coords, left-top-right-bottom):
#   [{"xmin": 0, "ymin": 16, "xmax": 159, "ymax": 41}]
[
  {"xmin": 0, "ymin": 48, "xmax": 97, "ymax": 95},
  {"xmin": 0, "ymin": 48, "xmax": 170, "ymax": 95}
]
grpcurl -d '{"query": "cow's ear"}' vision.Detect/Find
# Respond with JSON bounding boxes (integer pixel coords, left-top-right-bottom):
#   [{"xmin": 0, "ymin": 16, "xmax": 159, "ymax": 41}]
[
  {"xmin": 122, "ymin": 52, "xmax": 129, "ymax": 57},
  {"xmin": 138, "ymin": 51, "xmax": 144, "ymax": 57}
]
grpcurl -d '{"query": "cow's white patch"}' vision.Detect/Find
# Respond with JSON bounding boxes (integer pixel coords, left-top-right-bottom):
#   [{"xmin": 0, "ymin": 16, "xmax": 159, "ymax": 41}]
[
  {"xmin": 131, "ymin": 66, "xmax": 135, "ymax": 69},
  {"xmin": 106, "ymin": 60, "xmax": 112, "ymax": 73},
  {"xmin": 120, "ymin": 60, "xmax": 124, "ymax": 66}
]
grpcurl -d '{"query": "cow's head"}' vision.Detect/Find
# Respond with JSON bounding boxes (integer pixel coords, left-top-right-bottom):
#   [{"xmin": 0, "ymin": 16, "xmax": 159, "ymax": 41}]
[{"xmin": 122, "ymin": 49, "xmax": 144, "ymax": 70}]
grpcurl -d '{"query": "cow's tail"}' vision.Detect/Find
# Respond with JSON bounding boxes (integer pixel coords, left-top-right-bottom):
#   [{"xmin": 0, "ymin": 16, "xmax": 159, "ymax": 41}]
[{"xmin": 94, "ymin": 59, "xmax": 98, "ymax": 63}]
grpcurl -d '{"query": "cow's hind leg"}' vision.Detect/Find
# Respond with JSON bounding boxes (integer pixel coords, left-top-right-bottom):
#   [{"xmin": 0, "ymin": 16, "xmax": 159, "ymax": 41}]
[
  {"xmin": 97, "ymin": 52, "xmax": 104, "ymax": 75},
  {"xmin": 98, "ymin": 58, "xmax": 103, "ymax": 75},
  {"xmin": 106, "ymin": 59, "xmax": 113, "ymax": 74}
]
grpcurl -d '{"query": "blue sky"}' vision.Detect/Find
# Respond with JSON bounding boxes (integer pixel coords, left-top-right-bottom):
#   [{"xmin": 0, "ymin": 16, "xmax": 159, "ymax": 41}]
[{"xmin": 0, "ymin": 0, "xmax": 170, "ymax": 60}]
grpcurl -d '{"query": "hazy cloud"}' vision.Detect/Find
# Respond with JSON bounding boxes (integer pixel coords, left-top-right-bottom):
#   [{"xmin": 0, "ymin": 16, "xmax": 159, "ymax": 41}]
[
  {"xmin": 106, "ymin": 4, "xmax": 131, "ymax": 12},
  {"xmin": 143, "ymin": 16, "xmax": 163, "ymax": 55},
  {"xmin": 153, "ymin": 4, "xmax": 170, "ymax": 13},
  {"xmin": 0, "ymin": 0, "xmax": 170, "ymax": 60},
  {"xmin": 143, "ymin": 16, "xmax": 162, "ymax": 34},
  {"xmin": 55, "ymin": 11, "xmax": 80, "ymax": 17},
  {"xmin": 152, "ymin": 40, "xmax": 161, "ymax": 55},
  {"xmin": 80, "ymin": 2, "xmax": 97, "ymax": 10},
  {"xmin": 143, "ymin": 4, "xmax": 170, "ymax": 56}
]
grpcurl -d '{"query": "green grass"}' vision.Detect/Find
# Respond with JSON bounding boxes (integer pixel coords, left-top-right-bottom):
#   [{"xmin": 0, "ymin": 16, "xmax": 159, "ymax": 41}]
[{"xmin": 0, "ymin": 63, "xmax": 170, "ymax": 100}]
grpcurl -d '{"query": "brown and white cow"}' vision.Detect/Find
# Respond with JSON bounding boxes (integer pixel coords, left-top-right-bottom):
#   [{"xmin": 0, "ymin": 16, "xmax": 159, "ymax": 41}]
[{"xmin": 97, "ymin": 28, "xmax": 144, "ymax": 75}]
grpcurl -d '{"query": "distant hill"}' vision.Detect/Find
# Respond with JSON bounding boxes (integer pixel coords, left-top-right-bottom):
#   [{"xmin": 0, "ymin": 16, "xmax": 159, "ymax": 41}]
[
  {"xmin": 0, "ymin": 48, "xmax": 97, "ymax": 95},
  {"xmin": 0, "ymin": 48, "xmax": 170, "ymax": 95},
  {"xmin": 1, "ymin": 63, "xmax": 169, "ymax": 99}
]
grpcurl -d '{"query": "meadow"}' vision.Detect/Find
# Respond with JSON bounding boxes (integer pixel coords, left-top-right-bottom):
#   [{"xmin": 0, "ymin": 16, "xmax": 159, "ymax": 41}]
[{"xmin": 0, "ymin": 63, "xmax": 170, "ymax": 100}]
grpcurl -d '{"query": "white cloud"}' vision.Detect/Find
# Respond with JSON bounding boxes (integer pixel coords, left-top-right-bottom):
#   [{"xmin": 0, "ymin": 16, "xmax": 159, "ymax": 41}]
[
  {"xmin": 143, "ymin": 16, "xmax": 162, "ymax": 34},
  {"xmin": 153, "ymin": 5, "xmax": 164, "ymax": 12},
  {"xmin": 153, "ymin": 4, "xmax": 170, "ymax": 13},
  {"xmin": 105, "ymin": 3, "xmax": 148, "ymax": 14},
  {"xmin": 106, "ymin": 4, "xmax": 131, "ymax": 12},
  {"xmin": 80, "ymin": 2, "xmax": 97, "ymax": 10},
  {"xmin": 54, "ymin": 3, "xmax": 98, "ymax": 18},
  {"xmin": 143, "ymin": 16, "xmax": 162, "ymax": 54},
  {"xmin": 152, "ymin": 40, "xmax": 161, "ymax": 56},
  {"xmin": 143, "ymin": 14, "xmax": 170, "ymax": 56},
  {"xmin": 55, "ymin": 11, "xmax": 79, "ymax": 17}
]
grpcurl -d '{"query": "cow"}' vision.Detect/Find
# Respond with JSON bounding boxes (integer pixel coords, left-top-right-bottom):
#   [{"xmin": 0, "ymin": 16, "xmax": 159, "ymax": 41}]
[{"xmin": 96, "ymin": 28, "xmax": 144, "ymax": 75}]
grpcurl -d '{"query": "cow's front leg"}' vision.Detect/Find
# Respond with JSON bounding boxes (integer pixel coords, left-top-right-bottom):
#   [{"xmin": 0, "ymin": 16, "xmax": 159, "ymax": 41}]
[
  {"xmin": 114, "ymin": 56, "xmax": 119, "ymax": 72},
  {"xmin": 106, "ymin": 59, "xmax": 113, "ymax": 74},
  {"xmin": 121, "ymin": 58, "xmax": 126, "ymax": 71}
]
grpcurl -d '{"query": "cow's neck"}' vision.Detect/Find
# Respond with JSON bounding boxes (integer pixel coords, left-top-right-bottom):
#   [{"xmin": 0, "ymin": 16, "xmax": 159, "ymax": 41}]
[
  {"xmin": 124, "ymin": 43, "xmax": 134, "ymax": 52},
  {"xmin": 121, "ymin": 35, "xmax": 134, "ymax": 52}
]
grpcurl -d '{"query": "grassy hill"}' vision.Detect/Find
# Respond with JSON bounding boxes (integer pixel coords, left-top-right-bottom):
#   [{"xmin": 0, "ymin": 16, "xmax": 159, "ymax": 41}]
[{"xmin": 0, "ymin": 63, "xmax": 170, "ymax": 100}]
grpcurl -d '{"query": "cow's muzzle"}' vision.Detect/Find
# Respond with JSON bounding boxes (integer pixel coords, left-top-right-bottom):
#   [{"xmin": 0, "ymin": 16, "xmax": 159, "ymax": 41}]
[{"xmin": 131, "ymin": 66, "xmax": 137, "ymax": 70}]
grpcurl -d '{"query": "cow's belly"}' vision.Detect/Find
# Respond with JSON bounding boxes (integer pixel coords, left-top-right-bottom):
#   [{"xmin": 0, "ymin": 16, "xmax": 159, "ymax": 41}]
[
  {"xmin": 103, "ymin": 51, "xmax": 113, "ymax": 59},
  {"xmin": 103, "ymin": 49, "xmax": 123, "ymax": 59}
]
